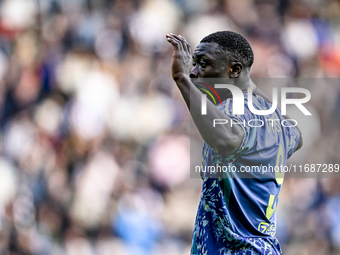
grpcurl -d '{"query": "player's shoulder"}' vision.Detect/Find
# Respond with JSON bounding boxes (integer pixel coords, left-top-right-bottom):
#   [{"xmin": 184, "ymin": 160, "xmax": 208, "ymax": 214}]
[{"xmin": 247, "ymin": 93, "xmax": 271, "ymax": 110}]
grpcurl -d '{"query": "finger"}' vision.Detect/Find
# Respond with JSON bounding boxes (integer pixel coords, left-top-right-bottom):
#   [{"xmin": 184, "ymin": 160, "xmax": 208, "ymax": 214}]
[
  {"xmin": 172, "ymin": 34, "xmax": 187, "ymax": 50},
  {"xmin": 166, "ymin": 34, "xmax": 179, "ymax": 46},
  {"xmin": 171, "ymin": 33, "xmax": 182, "ymax": 41},
  {"xmin": 167, "ymin": 35, "xmax": 183, "ymax": 51},
  {"xmin": 166, "ymin": 35, "xmax": 181, "ymax": 50},
  {"xmin": 179, "ymin": 35, "xmax": 192, "ymax": 53},
  {"xmin": 174, "ymin": 34, "xmax": 191, "ymax": 54}
]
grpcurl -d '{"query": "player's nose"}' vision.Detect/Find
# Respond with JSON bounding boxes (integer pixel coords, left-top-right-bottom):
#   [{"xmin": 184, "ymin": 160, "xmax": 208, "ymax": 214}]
[{"xmin": 190, "ymin": 65, "xmax": 199, "ymax": 78}]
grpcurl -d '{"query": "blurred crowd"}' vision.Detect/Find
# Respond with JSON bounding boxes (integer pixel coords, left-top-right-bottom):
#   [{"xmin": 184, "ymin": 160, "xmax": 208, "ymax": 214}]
[{"xmin": 0, "ymin": 0, "xmax": 340, "ymax": 254}]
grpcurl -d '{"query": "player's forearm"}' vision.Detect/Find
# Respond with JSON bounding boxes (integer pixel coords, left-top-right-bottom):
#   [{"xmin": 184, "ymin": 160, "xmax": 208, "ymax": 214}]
[
  {"xmin": 175, "ymin": 74, "xmax": 243, "ymax": 155},
  {"xmin": 166, "ymin": 33, "xmax": 242, "ymax": 155}
]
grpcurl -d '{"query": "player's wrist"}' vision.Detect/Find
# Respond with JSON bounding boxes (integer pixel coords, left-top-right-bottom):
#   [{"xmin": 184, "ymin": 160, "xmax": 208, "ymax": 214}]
[{"xmin": 173, "ymin": 73, "xmax": 190, "ymax": 82}]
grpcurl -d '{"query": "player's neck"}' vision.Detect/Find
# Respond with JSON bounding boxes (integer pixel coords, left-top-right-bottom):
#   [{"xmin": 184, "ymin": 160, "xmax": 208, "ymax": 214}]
[{"xmin": 218, "ymin": 77, "xmax": 250, "ymax": 101}]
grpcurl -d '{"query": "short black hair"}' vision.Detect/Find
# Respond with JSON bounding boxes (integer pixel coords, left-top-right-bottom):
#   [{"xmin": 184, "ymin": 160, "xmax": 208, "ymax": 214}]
[{"xmin": 200, "ymin": 31, "xmax": 254, "ymax": 70}]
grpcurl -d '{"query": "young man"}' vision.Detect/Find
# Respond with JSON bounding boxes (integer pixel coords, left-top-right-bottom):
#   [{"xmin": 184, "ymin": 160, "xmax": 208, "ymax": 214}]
[{"xmin": 166, "ymin": 31, "xmax": 302, "ymax": 254}]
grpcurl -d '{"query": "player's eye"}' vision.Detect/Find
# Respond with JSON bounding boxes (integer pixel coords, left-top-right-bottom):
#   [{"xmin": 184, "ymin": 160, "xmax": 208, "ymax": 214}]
[{"xmin": 199, "ymin": 61, "xmax": 207, "ymax": 68}]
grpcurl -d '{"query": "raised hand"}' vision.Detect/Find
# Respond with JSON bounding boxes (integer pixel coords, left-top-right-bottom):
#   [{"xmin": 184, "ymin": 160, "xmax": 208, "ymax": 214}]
[{"xmin": 166, "ymin": 33, "xmax": 192, "ymax": 81}]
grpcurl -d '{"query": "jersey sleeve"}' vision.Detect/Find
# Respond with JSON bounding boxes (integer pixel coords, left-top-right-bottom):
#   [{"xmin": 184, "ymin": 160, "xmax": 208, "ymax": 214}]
[{"xmin": 222, "ymin": 98, "xmax": 257, "ymax": 155}]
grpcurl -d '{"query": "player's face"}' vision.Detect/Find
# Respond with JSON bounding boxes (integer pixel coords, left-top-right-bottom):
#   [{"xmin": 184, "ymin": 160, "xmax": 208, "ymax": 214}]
[{"xmin": 190, "ymin": 42, "xmax": 228, "ymax": 79}]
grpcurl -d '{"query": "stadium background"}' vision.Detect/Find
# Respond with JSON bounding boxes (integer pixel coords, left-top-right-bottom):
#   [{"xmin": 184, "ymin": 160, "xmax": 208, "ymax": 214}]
[{"xmin": 0, "ymin": 0, "xmax": 340, "ymax": 254}]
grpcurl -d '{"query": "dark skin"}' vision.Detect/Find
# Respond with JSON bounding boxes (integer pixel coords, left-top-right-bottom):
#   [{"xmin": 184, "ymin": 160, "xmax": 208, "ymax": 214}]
[
  {"xmin": 166, "ymin": 33, "xmax": 244, "ymax": 155},
  {"xmin": 166, "ymin": 33, "xmax": 302, "ymax": 155}
]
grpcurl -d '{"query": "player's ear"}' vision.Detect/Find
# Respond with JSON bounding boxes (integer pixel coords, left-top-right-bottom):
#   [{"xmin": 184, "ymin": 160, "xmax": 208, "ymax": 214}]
[{"xmin": 228, "ymin": 62, "xmax": 243, "ymax": 78}]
